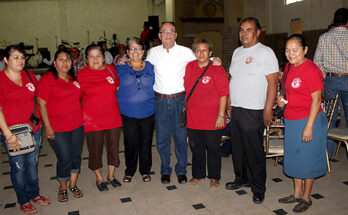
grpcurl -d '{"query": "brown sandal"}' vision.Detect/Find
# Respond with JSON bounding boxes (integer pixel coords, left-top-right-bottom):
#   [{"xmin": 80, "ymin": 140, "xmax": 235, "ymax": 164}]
[
  {"xmin": 58, "ymin": 190, "xmax": 68, "ymax": 202},
  {"xmin": 69, "ymin": 187, "xmax": 83, "ymax": 198}
]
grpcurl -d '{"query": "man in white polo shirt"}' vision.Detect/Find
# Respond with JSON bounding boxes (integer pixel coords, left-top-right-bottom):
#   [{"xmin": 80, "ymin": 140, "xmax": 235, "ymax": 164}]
[
  {"xmin": 146, "ymin": 22, "xmax": 195, "ymax": 184},
  {"xmin": 226, "ymin": 17, "xmax": 278, "ymax": 204}
]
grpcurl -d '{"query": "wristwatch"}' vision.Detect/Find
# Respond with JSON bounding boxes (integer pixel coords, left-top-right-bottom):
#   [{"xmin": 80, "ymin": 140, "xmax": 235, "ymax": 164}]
[{"xmin": 218, "ymin": 114, "xmax": 224, "ymax": 119}]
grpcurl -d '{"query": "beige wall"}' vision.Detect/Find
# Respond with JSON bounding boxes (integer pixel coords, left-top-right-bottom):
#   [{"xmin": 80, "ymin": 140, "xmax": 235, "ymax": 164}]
[
  {"xmin": 0, "ymin": 0, "xmax": 165, "ymax": 59},
  {"xmin": 243, "ymin": 0, "xmax": 348, "ymax": 34}
]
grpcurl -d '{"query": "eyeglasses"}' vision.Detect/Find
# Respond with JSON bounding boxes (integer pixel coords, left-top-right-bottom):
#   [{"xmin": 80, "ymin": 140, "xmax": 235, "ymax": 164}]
[
  {"xmin": 129, "ymin": 47, "xmax": 143, "ymax": 51},
  {"xmin": 159, "ymin": 30, "xmax": 176, "ymax": 35}
]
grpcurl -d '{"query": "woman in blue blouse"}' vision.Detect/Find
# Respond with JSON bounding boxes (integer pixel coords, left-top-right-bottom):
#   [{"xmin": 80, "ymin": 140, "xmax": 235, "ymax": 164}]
[{"xmin": 116, "ymin": 37, "xmax": 155, "ymax": 183}]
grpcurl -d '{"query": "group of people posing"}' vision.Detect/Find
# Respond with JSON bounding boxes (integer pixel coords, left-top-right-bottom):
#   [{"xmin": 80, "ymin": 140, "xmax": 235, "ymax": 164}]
[{"xmin": 1, "ymin": 7, "xmax": 347, "ymax": 215}]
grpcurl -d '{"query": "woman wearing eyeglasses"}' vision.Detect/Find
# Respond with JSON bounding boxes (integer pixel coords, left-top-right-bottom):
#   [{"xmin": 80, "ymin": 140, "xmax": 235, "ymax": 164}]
[{"xmin": 115, "ymin": 37, "xmax": 155, "ymax": 183}]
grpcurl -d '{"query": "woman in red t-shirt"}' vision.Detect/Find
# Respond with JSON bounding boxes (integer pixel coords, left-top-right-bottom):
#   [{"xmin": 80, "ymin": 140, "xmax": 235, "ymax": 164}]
[
  {"xmin": 184, "ymin": 39, "xmax": 229, "ymax": 189},
  {"xmin": 0, "ymin": 45, "xmax": 50, "ymax": 214},
  {"xmin": 37, "ymin": 49, "xmax": 84, "ymax": 202},
  {"xmin": 77, "ymin": 44, "xmax": 123, "ymax": 192},
  {"xmin": 277, "ymin": 34, "xmax": 327, "ymax": 213}
]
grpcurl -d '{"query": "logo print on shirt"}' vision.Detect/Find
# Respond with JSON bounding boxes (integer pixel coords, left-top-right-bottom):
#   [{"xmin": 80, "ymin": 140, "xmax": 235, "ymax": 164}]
[
  {"xmin": 202, "ymin": 76, "xmax": 211, "ymax": 84},
  {"xmin": 26, "ymin": 83, "xmax": 35, "ymax": 92},
  {"xmin": 73, "ymin": 81, "xmax": 80, "ymax": 89},
  {"xmin": 245, "ymin": 56, "xmax": 254, "ymax": 64},
  {"xmin": 291, "ymin": 78, "xmax": 302, "ymax": 88},
  {"xmin": 106, "ymin": 77, "xmax": 114, "ymax": 84}
]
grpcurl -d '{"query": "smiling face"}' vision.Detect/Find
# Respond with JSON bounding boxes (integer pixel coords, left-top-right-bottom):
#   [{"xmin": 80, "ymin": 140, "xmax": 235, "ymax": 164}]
[
  {"xmin": 54, "ymin": 52, "xmax": 72, "ymax": 74},
  {"xmin": 87, "ymin": 49, "xmax": 104, "ymax": 70},
  {"xmin": 4, "ymin": 50, "xmax": 25, "ymax": 72},
  {"xmin": 194, "ymin": 43, "xmax": 212, "ymax": 66},
  {"xmin": 127, "ymin": 41, "xmax": 144, "ymax": 63},
  {"xmin": 285, "ymin": 39, "xmax": 308, "ymax": 66},
  {"xmin": 158, "ymin": 23, "xmax": 177, "ymax": 49},
  {"xmin": 239, "ymin": 21, "xmax": 260, "ymax": 48}
]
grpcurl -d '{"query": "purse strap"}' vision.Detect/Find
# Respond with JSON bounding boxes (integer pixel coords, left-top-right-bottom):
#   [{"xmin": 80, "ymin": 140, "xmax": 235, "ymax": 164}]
[
  {"xmin": 105, "ymin": 65, "xmax": 115, "ymax": 81},
  {"xmin": 24, "ymin": 70, "xmax": 37, "ymax": 130},
  {"xmin": 185, "ymin": 61, "xmax": 212, "ymax": 106},
  {"xmin": 280, "ymin": 63, "xmax": 291, "ymax": 99}
]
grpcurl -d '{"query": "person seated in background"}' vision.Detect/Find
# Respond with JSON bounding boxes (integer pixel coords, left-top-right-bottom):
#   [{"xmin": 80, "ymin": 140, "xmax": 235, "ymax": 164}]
[
  {"xmin": 0, "ymin": 49, "xmax": 6, "ymax": 71},
  {"xmin": 184, "ymin": 39, "xmax": 229, "ymax": 189},
  {"xmin": 113, "ymin": 44, "xmax": 127, "ymax": 66},
  {"xmin": 42, "ymin": 44, "xmax": 66, "ymax": 66},
  {"xmin": 70, "ymin": 48, "xmax": 86, "ymax": 75},
  {"xmin": 99, "ymin": 41, "xmax": 113, "ymax": 65}
]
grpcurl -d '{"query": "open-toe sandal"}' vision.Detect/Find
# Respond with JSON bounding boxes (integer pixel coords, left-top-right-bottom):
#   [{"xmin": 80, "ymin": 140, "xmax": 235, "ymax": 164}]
[
  {"xmin": 58, "ymin": 190, "xmax": 68, "ymax": 202},
  {"xmin": 142, "ymin": 175, "xmax": 151, "ymax": 182},
  {"xmin": 31, "ymin": 196, "xmax": 51, "ymax": 206},
  {"xmin": 69, "ymin": 186, "xmax": 83, "ymax": 198},
  {"xmin": 123, "ymin": 176, "xmax": 132, "ymax": 183},
  {"xmin": 20, "ymin": 203, "xmax": 37, "ymax": 215}
]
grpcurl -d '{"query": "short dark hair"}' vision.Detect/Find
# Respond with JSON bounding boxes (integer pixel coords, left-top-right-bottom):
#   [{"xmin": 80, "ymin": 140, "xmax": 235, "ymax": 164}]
[
  {"xmin": 4, "ymin": 44, "xmax": 26, "ymax": 59},
  {"xmin": 192, "ymin": 39, "xmax": 213, "ymax": 52},
  {"xmin": 85, "ymin": 44, "xmax": 104, "ymax": 59},
  {"xmin": 240, "ymin": 17, "xmax": 261, "ymax": 30},
  {"xmin": 51, "ymin": 48, "xmax": 76, "ymax": 81},
  {"xmin": 333, "ymin": 8, "xmax": 348, "ymax": 27},
  {"xmin": 286, "ymin": 34, "xmax": 307, "ymax": 50},
  {"xmin": 126, "ymin": 37, "xmax": 144, "ymax": 50}
]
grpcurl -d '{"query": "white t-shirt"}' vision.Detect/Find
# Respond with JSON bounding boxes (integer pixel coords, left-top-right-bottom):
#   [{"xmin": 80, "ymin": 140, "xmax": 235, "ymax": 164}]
[
  {"xmin": 229, "ymin": 43, "xmax": 278, "ymax": 110},
  {"xmin": 104, "ymin": 51, "xmax": 113, "ymax": 65},
  {"xmin": 146, "ymin": 42, "xmax": 196, "ymax": 94}
]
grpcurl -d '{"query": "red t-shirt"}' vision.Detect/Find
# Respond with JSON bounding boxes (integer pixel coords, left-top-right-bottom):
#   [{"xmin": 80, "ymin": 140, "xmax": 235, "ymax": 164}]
[
  {"xmin": 37, "ymin": 72, "xmax": 83, "ymax": 132},
  {"xmin": 77, "ymin": 65, "xmax": 122, "ymax": 132},
  {"xmin": 0, "ymin": 69, "xmax": 41, "ymax": 132},
  {"xmin": 184, "ymin": 60, "xmax": 229, "ymax": 130},
  {"xmin": 284, "ymin": 60, "xmax": 324, "ymax": 120}
]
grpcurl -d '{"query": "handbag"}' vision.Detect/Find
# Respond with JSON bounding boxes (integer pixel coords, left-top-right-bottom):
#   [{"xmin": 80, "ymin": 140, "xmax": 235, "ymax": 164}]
[
  {"xmin": 3, "ymin": 70, "xmax": 39, "ymax": 156},
  {"xmin": 179, "ymin": 61, "xmax": 212, "ymax": 127}
]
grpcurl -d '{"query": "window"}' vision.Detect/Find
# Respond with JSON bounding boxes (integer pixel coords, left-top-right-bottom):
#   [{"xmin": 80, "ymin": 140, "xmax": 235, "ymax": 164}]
[{"xmin": 285, "ymin": 0, "xmax": 304, "ymax": 5}]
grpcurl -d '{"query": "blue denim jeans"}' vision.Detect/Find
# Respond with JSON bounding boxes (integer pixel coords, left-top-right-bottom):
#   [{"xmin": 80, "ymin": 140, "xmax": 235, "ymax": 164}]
[
  {"xmin": 324, "ymin": 76, "xmax": 348, "ymax": 157},
  {"xmin": 155, "ymin": 95, "xmax": 187, "ymax": 175},
  {"xmin": 48, "ymin": 125, "xmax": 84, "ymax": 181},
  {"xmin": 1, "ymin": 127, "xmax": 42, "ymax": 205}
]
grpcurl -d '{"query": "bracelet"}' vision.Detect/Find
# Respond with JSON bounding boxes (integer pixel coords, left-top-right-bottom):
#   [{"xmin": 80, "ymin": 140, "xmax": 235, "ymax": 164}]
[
  {"xmin": 6, "ymin": 134, "xmax": 14, "ymax": 142},
  {"xmin": 218, "ymin": 114, "xmax": 224, "ymax": 119}
]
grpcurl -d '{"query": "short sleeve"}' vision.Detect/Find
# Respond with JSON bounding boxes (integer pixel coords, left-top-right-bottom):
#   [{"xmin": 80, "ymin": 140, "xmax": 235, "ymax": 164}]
[
  {"xmin": 213, "ymin": 66, "xmax": 229, "ymax": 97},
  {"xmin": 146, "ymin": 48, "xmax": 154, "ymax": 64},
  {"xmin": 109, "ymin": 65, "xmax": 120, "ymax": 87},
  {"xmin": 261, "ymin": 48, "xmax": 279, "ymax": 76},
  {"xmin": 37, "ymin": 75, "xmax": 52, "ymax": 102},
  {"xmin": 306, "ymin": 66, "xmax": 324, "ymax": 94},
  {"xmin": 0, "ymin": 84, "xmax": 4, "ymax": 107}
]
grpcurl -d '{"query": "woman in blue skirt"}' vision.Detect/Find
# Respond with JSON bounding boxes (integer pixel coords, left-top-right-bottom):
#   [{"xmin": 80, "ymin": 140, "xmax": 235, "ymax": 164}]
[{"xmin": 277, "ymin": 34, "xmax": 328, "ymax": 213}]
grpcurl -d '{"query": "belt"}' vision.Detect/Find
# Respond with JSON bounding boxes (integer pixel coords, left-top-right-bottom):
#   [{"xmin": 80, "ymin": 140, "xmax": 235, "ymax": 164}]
[
  {"xmin": 327, "ymin": 73, "xmax": 348, "ymax": 77},
  {"xmin": 155, "ymin": 91, "xmax": 186, "ymax": 99}
]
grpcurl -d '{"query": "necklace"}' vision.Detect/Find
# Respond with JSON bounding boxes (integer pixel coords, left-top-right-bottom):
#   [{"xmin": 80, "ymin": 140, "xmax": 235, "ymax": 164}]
[{"xmin": 129, "ymin": 61, "xmax": 144, "ymax": 71}]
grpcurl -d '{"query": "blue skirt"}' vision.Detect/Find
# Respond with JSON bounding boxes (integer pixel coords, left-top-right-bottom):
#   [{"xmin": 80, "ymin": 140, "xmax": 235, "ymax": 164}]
[{"xmin": 284, "ymin": 111, "xmax": 328, "ymax": 179}]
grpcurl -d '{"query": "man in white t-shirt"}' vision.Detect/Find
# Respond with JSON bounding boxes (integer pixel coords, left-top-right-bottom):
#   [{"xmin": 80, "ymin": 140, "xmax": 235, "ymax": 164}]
[{"xmin": 226, "ymin": 17, "xmax": 278, "ymax": 204}]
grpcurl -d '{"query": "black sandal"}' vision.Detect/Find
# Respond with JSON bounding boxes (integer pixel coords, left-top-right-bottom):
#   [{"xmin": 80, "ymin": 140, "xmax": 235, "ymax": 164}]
[
  {"xmin": 142, "ymin": 175, "xmax": 151, "ymax": 182},
  {"xmin": 69, "ymin": 186, "xmax": 83, "ymax": 198},
  {"xmin": 58, "ymin": 190, "xmax": 68, "ymax": 202},
  {"xmin": 123, "ymin": 176, "xmax": 132, "ymax": 183}
]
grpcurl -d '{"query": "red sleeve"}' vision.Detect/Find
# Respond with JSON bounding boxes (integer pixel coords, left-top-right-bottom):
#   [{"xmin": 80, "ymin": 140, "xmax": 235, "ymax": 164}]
[
  {"xmin": 213, "ymin": 66, "xmax": 230, "ymax": 97},
  {"xmin": 108, "ymin": 65, "xmax": 120, "ymax": 87},
  {"xmin": 0, "ymin": 84, "xmax": 4, "ymax": 107},
  {"xmin": 306, "ymin": 65, "xmax": 324, "ymax": 94},
  {"xmin": 37, "ymin": 74, "xmax": 52, "ymax": 102}
]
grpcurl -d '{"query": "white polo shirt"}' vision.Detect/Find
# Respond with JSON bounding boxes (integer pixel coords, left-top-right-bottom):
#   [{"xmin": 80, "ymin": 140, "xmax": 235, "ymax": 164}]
[
  {"xmin": 229, "ymin": 43, "xmax": 278, "ymax": 110},
  {"xmin": 146, "ymin": 42, "xmax": 195, "ymax": 94}
]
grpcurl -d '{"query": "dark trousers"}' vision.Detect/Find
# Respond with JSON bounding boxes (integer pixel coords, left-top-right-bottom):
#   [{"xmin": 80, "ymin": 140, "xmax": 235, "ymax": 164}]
[
  {"xmin": 48, "ymin": 125, "xmax": 84, "ymax": 181},
  {"xmin": 122, "ymin": 114, "xmax": 155, "ymax": 176},
  {"xmin": 188, "ymin": 129, "xmax": 223, "ymax": 180},
  {"xmin": 85, "ymin": 127, "xmax": 121, "ymax": 170},
  {"xmin": 230, "ymin": 107, "xmax": 266, "ymax": 194}
]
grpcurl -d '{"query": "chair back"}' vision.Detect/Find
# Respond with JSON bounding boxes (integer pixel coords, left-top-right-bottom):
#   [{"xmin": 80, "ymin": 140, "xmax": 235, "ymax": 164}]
[{"xmin": 322, "ymin": 94, "xmax": 339, "ymax": 131}]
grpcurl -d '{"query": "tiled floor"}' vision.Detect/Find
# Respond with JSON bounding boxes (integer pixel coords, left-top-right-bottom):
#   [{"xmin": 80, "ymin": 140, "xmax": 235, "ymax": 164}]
[{"xmin": 0, "ymin": 132, "xmax": 347, "ymax": 215}]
